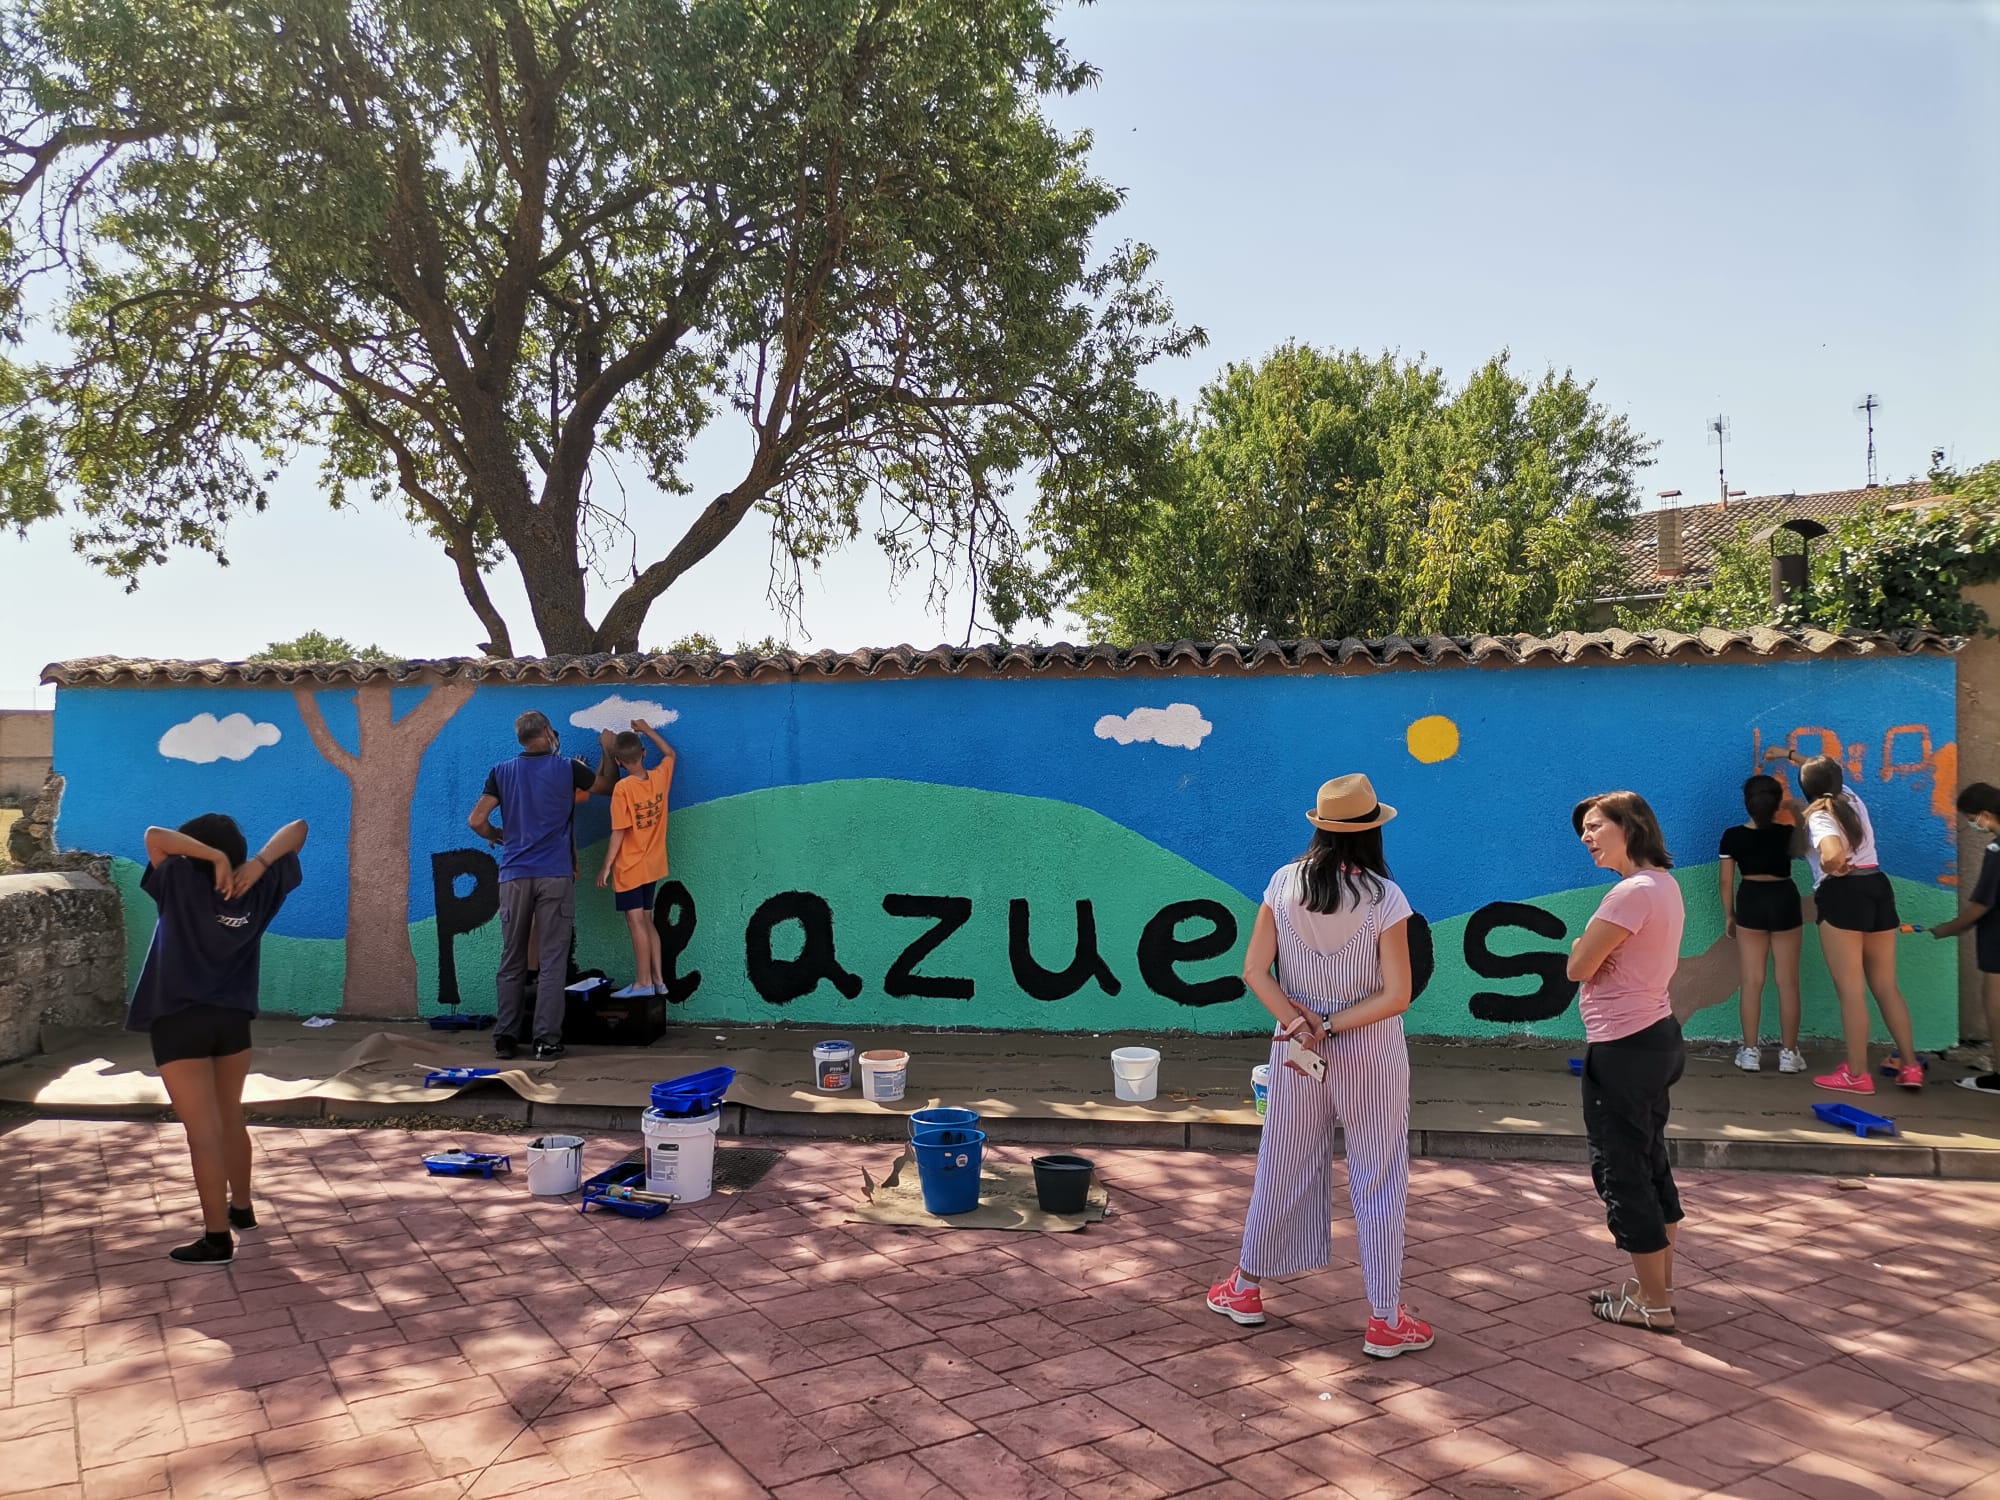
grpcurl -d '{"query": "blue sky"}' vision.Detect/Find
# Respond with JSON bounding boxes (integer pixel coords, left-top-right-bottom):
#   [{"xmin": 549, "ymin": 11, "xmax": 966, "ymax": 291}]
[{"xmin": 3, "ymin": 1, "xmax": 1994, "ymax": 701}]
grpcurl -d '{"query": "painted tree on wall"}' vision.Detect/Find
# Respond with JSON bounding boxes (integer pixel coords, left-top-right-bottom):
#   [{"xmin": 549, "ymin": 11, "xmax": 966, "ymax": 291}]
[{"xmin": 293, "ymin": 681, "xmax": 473, "ymax": 1017}]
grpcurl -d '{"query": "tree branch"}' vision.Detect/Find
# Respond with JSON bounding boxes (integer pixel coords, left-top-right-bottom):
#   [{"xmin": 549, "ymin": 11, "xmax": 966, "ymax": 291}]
[{"xmin": 291, "ymin": 685, "xmax": 362, "ymax": 779}]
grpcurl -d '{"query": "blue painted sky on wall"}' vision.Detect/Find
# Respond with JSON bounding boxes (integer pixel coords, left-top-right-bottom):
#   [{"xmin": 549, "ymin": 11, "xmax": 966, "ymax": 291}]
[{"xmin": 53, "ymin": 656, "xmax": 1959, "ymax": 941}]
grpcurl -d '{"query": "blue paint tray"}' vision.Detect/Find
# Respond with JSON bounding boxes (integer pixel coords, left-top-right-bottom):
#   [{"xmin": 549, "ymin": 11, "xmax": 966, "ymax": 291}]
[
  {"xmin": 650, "ymin": 1066, "xmax": 736, "ymax": 1116},
  {"xmin": 1811, "ymin": 1102, "xmax": 1898, "ymax": 1139},
  {"xmin": 580, "ymin": 1161, "xmax": 673, "ymax": 1219},
  {"xmin": 1567, "ymin": 1058, "xmax": 1583, "ymax": 1077},
  {"xmin": 424, "ymin": 1067, "xmax": 502, "ymax": 1089},
  {"xmin": 423, "ymin": 1150, "xmax": 513, "ymax": 1178},
  {"xmin": 428, "ymin": 1013, "xmax": 495, "ymax": 1031}
]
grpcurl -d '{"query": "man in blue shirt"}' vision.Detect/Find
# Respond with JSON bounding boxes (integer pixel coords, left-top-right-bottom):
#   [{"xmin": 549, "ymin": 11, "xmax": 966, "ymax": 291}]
[{"xmin": 469, "ymin": 711, "xmax": 616, "ymax": 1059}]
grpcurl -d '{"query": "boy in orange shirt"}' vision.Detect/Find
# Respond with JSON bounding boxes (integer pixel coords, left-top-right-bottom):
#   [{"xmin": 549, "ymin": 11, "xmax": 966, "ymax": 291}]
[{"xmin": 596, "ymin": 718, "xmax": 676, "ymax": 996}]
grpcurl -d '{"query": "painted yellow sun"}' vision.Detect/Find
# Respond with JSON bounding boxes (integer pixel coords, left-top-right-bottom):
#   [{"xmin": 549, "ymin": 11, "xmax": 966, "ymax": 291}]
[{"xmin": 1406, "ymin": 715, "xmax": 1460, "ymax": 765}]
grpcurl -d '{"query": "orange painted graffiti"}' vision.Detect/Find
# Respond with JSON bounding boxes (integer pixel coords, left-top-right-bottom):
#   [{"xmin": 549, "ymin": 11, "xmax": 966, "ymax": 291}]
[{"xmin": 1751, "ymin": 722, "xmax": 1959, "ymax": 886}]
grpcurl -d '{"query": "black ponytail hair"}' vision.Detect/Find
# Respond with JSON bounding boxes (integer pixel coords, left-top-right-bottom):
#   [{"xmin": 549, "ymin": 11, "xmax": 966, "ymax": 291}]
[
  {"xmin": 1295, "ymin": 827, "xmax": 1389, "ymax": 913},
  {"xmin": 1742, "ymin": 774, "xmax": 1784, "ymax": 829}
]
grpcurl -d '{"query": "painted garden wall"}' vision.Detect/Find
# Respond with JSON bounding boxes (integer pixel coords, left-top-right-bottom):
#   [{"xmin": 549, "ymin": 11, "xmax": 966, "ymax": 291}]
[{"xmin": 48, "ymin": 650, "xmax": 1963, "ymax": 1045}]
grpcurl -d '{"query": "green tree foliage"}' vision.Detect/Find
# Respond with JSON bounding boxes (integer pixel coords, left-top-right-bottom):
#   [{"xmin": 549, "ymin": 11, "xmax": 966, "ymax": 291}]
[
  {"xmin": 997, "ymin": 344, "xmax": 1652, "ymax": 644},
  {"xmin": 649, "ymin": 631, "xmax": 790, "ymax": 655},
  {"xmin": 254, "ymin": 632, "xmax": 393, "ymax": 663},
  {"xmin": 0, "ymin": 0, "xmax": 1198, "ymax": 656},
  {"xmin": 1629, "ymin": 462, "xmax": 2000, "ymax": 635}
]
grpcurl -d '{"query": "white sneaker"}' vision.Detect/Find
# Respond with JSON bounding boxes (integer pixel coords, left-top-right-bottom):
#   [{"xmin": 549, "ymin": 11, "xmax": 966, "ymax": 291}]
[
  {"xmin": 1778, "ymin": 1049, "xmax": 1808, "ymax": 1075},
  {"xmin": 1734, "ymin": 1046, "xmax": 1762, "ymax": 1073}
]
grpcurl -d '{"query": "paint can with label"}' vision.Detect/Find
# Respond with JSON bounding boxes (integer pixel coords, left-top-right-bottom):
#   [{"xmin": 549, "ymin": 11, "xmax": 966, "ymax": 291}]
[
  {"xmin": 642, "ymin": 1107, "xmax": 720, "ymax": 1204},
  {"xmin": 814, "ymin": 1040, "xmax": 856, "ymax": 1092},
  {"xmin": 859, "ymin": 1049, "xmax": 910, "ymax": 1103},
  {"xmin": 1251, "ymin": 1064, "xmax": 1270, "ymax": 1119}
]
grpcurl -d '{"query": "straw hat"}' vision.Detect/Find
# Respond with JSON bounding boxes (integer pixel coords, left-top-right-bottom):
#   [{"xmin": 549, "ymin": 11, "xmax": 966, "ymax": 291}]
[{"xmin": 1306, "ymin": 773, "xmax": 1397, "ymax": 833}]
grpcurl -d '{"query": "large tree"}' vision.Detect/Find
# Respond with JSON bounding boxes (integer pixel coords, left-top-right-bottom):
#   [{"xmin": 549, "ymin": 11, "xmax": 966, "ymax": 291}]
[
  {"xmin": 995, "ymin": 344, "xmax": 1654, "ymax": 643},
  {"xmin": 0, "ymin": 0, "xmax": 1197, "ymax": 655}
]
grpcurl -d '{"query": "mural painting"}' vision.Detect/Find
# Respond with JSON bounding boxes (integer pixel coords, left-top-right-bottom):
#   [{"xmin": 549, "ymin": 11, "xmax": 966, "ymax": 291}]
[{"xmin": 52, "ymin": 654, "xmax": 1962, "ymax": 1045}]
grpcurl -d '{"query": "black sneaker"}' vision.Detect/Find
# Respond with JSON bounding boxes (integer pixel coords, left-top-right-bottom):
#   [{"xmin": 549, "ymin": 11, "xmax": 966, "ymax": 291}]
[
  {"xmin": 1956, "ymin": 1072, "xmax": 2000, "ymax": 1096},
  {"xmin": 169, "ymin": 1233, "xmax": 234, "ymax": 1266},
  {"xmin": 534, "ymin": 1040, "xmax": 565, "ymax": 1061},
  {"xmin": 227, "ymin": 1204, "xmax": 257, "ymax": 1231},
  {"xmin": 494, "ymin": 1034, "xmax": 519, "ymax": 1060}
]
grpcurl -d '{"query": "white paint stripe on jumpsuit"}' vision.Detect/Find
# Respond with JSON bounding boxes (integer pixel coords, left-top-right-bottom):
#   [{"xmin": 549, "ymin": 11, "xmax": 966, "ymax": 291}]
[{"xmin": 1236, "ymin": 891, "xmax": 1412, "ymax": 1320}]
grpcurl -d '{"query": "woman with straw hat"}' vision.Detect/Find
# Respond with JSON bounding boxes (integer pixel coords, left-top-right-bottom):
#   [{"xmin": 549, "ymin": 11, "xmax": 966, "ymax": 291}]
[{"xmin": 1205, "ymin": 774, "xmax": 1435, "ymax": 1359}]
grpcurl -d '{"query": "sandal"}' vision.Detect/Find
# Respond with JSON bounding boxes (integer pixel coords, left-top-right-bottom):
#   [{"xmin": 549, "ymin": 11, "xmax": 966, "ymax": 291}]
[
  {"xmin": 1588, "ymin": 1278, "xmax": 1675, "ymax": 1312},
  {"xmin": 1591, "ymin": 1287, "xmax": 1677, "ymax": 1334}
]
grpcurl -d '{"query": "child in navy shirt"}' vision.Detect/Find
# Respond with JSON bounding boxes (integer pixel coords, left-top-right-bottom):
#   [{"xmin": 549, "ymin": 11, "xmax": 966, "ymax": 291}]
[
  {"xmin": 1933, "ymin": 783, "xmax": 2000, "ymax": 1096},
  {"xmin": 133, "ymin": 813, "xmax": 308, "ymax": 1264}
]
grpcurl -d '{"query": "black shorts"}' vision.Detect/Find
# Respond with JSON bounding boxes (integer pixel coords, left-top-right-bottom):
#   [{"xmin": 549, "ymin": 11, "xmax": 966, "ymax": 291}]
[
  {"xmin": 150, "ymin": 1004, "xmax": 253, "ymax": 1066},
  {"xmin": 1814, "ymin": 871, "xmax": 1899, "ymax": 933},
  {"xmin": 614, "ymin": 882, "xmax": 657, "ymax": 913},
  {"xmin": 1734, "ymin": 880, "xmax": 1803, "ymax": 933}
]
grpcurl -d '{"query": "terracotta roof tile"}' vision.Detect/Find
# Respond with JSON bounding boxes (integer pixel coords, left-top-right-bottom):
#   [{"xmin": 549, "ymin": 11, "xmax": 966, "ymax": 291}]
[
  {"xmin": 1608, "ymin": 482, "xmax": 1936, "ymax": 597},
  {"xmin": 39, "ymin": 626, "xmax": 1958, "ymax": 689}
]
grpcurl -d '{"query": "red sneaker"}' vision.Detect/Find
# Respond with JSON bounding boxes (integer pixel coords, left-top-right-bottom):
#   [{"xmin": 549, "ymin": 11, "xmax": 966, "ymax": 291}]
[
  {"xmin": 1363, "ymin": 1306, "xmax": 1435, "ymax": 1359},
  {"xmin": 1205, "ymin": 1276, "xmax": 1266, "ymax": 1326},
  {"xmin": 1814, "ymin": 1063, "xmax": 1876, "ymax": 1095},
  {"xmin": 1895, "ymin": 1064, "xmax": 1924, "ymax": 1091}
]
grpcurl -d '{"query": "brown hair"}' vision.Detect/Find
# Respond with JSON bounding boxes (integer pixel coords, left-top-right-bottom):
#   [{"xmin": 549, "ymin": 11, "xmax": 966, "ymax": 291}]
[
  {"xmin": 1571, "ymin": 790, "xmax": 1674, "ymax": 870},
  {"xmin": 1799, "ymin": 756, "xmax": 1865, "ymax": 848},
  {"xmin": 612, "ymin": 731, "xmax": 644, "ymax": 764}
]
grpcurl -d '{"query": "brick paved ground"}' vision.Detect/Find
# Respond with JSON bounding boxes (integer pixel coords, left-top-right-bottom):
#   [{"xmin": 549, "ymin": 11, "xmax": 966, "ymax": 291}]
[{"xmin": 3, "ymin": 1118, "xmax": 1997, "ymax": 1500}]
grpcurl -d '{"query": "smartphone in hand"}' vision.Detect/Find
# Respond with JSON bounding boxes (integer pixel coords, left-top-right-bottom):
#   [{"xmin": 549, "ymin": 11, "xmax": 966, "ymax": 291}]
[{"xmin": 1284, "ymin": 1037, "xmax": 1326, "ymax": 1081}]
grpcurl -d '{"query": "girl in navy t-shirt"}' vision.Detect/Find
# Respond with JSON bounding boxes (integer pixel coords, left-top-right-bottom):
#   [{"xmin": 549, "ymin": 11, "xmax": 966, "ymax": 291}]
[{"xmin": 134, "ymin": 813, "xmax": 307, "ymax": 1265}]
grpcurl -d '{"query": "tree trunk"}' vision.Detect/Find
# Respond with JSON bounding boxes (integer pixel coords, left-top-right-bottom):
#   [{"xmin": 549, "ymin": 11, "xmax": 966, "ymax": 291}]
[{"xmin": 294, "ymin": 681, "xmax": 475, "ymax": 1018}]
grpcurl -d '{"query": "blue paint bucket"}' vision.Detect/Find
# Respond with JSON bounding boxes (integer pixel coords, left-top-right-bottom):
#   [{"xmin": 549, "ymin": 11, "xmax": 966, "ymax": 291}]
[
  {"xmin": 908, "ymin": 1107, "xmax": 980, "ymax": 1139},
  {"xmin": 910, "ymin": 1127, "xmax": 985, "ymax": 1216}
]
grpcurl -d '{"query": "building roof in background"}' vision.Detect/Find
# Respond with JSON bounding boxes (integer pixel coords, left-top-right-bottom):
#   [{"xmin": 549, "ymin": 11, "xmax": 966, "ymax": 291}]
[
  {"xmin": 40, "ymin": 626, "xmax": 1958, "ymax": 689},
  {"xmin": 1608, "ymin": 481, "xmax": 1935, "ymax": 599}
]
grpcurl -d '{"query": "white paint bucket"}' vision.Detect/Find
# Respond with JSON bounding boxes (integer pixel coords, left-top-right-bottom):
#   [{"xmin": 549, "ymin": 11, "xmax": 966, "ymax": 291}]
[
  {"xmin": 1252, "ymin": 1064, "xmax": 1270, "ymax": 1119},
  {"xmin": 642, "ymin": 1107, "xmax": 720, "ymax": 1204},
  {"xmin": 525, "ymin": 1135, "xmax": 584, "ymax": 1196},
  {"xmin": 859, "ymin": 1049, "xmax": 910, "ymax": 1103},
  {"xmin": 1111, "ymin": 1047, "xmax": 1161, "ymax": 1102},
  {"xmin": 814, "ymin": 1040, "xmax": 856, "ymax": 1092}
]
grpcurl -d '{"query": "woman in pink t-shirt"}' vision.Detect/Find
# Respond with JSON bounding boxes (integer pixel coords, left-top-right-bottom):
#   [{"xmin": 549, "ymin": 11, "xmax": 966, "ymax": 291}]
[{"xmin": 1567, "ymin": 790, "xmax": 1686, "ymax": 1335}]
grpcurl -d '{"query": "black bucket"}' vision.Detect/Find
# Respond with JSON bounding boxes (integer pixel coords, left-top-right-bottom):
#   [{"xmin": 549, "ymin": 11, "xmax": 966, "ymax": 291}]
[{"xmin": 1031, "ymin": 1154, "xmax": 1094, "ymax": 1214}]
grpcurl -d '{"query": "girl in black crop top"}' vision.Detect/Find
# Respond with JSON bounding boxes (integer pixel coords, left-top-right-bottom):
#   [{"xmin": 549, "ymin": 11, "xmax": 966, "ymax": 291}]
[{"xmin": 1719, "ymin": 775, "xmax": 1806, "ymax": 1074}]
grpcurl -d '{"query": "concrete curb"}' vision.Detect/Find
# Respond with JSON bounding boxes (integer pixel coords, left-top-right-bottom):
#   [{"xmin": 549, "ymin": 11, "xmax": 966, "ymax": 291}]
[{"xmin": 14, "ymin": 1096, "xmax": 1991, "ymax": 1181}]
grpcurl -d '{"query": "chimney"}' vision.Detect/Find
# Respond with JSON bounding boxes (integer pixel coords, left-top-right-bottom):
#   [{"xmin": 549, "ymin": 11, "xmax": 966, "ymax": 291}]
[{"xmin": 1656, "ymin": 505, "xmax": 1684, "ymax": 577}]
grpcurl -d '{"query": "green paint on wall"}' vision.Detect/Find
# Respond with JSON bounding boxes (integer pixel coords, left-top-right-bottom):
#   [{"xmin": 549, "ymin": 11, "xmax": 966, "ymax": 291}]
[
  {"xmin": 110, "ymin": 797, "xmax": 1964, "ymax": 1049},
  {"xmin": 1413, "ymin": 867, "xmax": 1954, "ymax": 1047},
  {"xmin": 572, "ymin": 779, "xmax": 1269, "ymax": 1033}
]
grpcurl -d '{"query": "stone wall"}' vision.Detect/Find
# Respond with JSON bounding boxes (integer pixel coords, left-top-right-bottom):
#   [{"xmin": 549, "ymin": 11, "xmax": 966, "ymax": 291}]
[
  {"xmin": 0, "ymin": 870, "xmax": 126, "ymax": 1064},
  {"xmin": 0, "ymin": 709, "xmax": 54, "ymax": 801}
]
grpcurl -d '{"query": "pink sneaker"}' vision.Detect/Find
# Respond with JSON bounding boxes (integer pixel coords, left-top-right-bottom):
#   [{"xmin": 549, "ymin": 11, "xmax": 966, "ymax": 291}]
[
  {"xmin": 1363, "ymin": 1306, "xmax": 1435, "ymax": 1359},
  {"xmin": 1815, "ymin": 1063, "xmax": 1876, "ymax": 1095},
  {"xmin": 1896, "ymin": 1064, "xmax": 1925, "ymax": 1091},
  {"xmin": 1205, "ymin": 1276, "xmax": 1266, "ymax": 1326}
]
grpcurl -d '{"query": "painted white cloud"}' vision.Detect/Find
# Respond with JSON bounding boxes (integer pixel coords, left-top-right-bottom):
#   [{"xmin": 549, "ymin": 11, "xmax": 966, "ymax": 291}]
[
  {"xmin": 158, "ymin": 713, "xmax": 283, "ymax": 764},
  {"xmin": 1093, "ymin": 703, "xmax": 1213, "ymax": 750},
  {"xmin": 568, "ymin": 696, "xmax": 680, "ymax": 733}
]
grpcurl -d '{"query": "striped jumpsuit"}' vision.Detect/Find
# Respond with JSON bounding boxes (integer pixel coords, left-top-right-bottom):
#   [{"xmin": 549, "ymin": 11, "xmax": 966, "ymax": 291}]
[{"xmin": 1236, "ymin": 869, "xmax": 1413, "ymax": 1321}]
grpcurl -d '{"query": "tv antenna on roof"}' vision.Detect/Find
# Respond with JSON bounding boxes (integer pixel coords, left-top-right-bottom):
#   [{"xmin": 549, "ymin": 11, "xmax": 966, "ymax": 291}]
[
  {"xmin": 1708, "ymin": 414, "xmax": 1732, "ymax": 507},
  {"xmin": 1856, "ymin": 393, "xmax": 1882, "ymax": 488}
]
